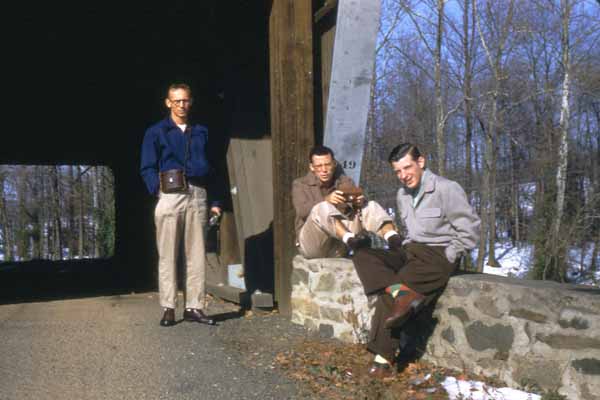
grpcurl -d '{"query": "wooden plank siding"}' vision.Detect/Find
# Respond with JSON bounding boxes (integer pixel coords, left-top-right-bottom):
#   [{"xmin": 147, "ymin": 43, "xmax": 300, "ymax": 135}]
[{"xmin": 269, "ymin": 0, "xmax": 315, "ymax": 315}]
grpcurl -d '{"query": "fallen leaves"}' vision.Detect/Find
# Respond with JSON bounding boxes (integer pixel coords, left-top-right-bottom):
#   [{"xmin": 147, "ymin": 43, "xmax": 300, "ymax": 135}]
[{"xmin": 273, "ymin": 339, "xmax": 450, "ymax": 399}]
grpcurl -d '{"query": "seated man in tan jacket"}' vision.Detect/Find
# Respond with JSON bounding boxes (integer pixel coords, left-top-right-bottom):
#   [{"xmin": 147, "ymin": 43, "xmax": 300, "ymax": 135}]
[{"xmin": 292, "ymin": 145, "xmax": 403, "ymax": 259}]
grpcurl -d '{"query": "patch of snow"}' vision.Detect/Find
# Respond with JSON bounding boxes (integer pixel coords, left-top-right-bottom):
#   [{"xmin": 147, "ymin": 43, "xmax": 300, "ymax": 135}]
[
  {"xmin": 443, "ymin": 376, "xmax": 541, "ymax": 400},
  {"xmin": 473, "ymin": 240, "xmax": 599, "ymax": 286},
  {"xmin": 472, "ymin": 242, "xmax": 533, "ymax": 279}
]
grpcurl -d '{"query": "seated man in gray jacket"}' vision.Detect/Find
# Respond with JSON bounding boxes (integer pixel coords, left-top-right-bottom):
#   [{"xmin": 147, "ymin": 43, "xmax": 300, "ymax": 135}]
[
  {"xmin": 292, "ymin": 145, "xmax": 403, "ymax": 259},
  {"xmin": 352, "ymin": 143, "xmax": 480, "ymax": 377}
]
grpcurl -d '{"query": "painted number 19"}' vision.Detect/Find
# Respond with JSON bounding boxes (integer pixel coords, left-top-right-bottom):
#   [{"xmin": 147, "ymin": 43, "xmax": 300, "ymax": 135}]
[{"xmin": 342, "ymin": 160, "xmax": 357, "ymax": 169}]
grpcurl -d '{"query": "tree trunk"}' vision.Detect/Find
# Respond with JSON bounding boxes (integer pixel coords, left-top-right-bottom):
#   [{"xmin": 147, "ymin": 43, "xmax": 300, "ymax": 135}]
[
  {"xmin": 487, "ymin": 93, "xmax": 499, "ymax": 268},
  {"xmin": 68, "ymin": 166, "xmax": 76, "ymax": 259},
  {"xmin": 546, "ymin": 0, "xmax": 571, "ymax": 281},
  {"xmin": 435, "ymin": 0, "xmax": 446, "ymax": 176},
  {"xmin": 51, "ymin": 166, "xmax": 63, "ymax": 260},
  {"xmin": 476, "ymin": 117, "xmax": 489, "ymax": 272},
  {"xmin": 16, "ymin": 166, "xmax": 29, "ymax": 261},
  {"xmin": 93, "ymin": 167, "xmax": 100, "ymax": 258},
  {"xmin": 30, "ymin": 166, "xmax": 43, "ymax": 259},
  {"xmin": 510, "ymin": 140, "xmax": 519, "ymax": 244},
  {"xmin": 463, "ymin": 0, "xmax": 475, "ymax": 197},
  {"xmin": 78, "ymin": 166, "xmax": 85, "ymax": 258},
  {"xmin": 591, "ymin": 239, "xmax": 599, "ymax": 280},
  {"xmin": 0, "ymin": 172, "xmax": 13, "ymax": 262}
]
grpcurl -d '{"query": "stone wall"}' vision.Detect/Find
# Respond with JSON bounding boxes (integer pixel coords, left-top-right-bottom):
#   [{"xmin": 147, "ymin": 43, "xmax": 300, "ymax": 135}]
[
  {"xmin": 291, "ymin": 256, "xmax": 376, "ymax": 343},
  {"xmin": 291, "ymin": 255, "xmax": 600, "ymax": 400}
]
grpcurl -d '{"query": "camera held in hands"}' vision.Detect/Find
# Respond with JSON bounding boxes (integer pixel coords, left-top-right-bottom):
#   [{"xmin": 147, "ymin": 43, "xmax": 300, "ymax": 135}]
[
  {"xmin": 208, "ymin": 211, "xmax": 221, "ymax": 227},
  {"xmin": 341, "ymin": 187, "xmax": 364, "ymax": 210}
]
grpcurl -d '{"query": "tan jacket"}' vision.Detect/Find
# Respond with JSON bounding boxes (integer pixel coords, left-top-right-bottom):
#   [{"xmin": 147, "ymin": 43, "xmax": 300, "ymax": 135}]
[{"xmin": 292, "ymin": 171, "xmax": 355, "ymax": 241}]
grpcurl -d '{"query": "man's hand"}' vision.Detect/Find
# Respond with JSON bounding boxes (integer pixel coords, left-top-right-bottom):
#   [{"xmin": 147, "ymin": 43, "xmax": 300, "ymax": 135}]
[
  {"xmin": 325, "ymin": 190, "xmax": 346, "ymax": 205},
  {"xmin": 355, "ymin": 195, "xmax": 366, "ymax": 208},
  {"xmin": 208, "ymin": 207, "xmax": 222, "ymax": 227}
]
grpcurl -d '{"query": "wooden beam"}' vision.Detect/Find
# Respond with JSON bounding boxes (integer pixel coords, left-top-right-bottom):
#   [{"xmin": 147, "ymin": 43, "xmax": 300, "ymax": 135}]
[
  {"xmin": 269, "ymin": 0, "xmax": 315, "ymax": 316},
  {"xmin": 314, "ymin": 0, "xmax": 338, "ymax": 23}
]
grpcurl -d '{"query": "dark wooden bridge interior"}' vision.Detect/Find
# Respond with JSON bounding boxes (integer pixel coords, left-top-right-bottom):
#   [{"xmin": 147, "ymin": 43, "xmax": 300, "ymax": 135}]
[{"xmin": 0, "ymin": 1, "xmax": 336, "ymax": 314}]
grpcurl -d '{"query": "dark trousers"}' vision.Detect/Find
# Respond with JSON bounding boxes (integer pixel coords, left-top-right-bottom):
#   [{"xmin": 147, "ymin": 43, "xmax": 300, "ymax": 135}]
[{"xmin": 352, "ymin": 243, "xmax": 457, "ymax": 361}]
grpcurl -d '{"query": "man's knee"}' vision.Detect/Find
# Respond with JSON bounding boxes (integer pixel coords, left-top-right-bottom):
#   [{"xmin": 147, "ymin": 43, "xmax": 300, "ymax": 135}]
[{"xmin": 311, "ymin": 200, "xmax": 338, "ymax": 218}]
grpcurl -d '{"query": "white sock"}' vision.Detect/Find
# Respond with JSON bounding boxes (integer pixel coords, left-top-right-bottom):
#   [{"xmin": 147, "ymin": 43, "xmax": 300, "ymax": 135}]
[
  {"xmin": 374, "ymin": 354, "xmax": 390, "ymax": 365},
  {"xmin": 342, "ymin": 232, "xmax": 355, "ymax": 244},
  {"xmin": 384, "ymin": 230, "xmax": 399, "ymax": 241}
]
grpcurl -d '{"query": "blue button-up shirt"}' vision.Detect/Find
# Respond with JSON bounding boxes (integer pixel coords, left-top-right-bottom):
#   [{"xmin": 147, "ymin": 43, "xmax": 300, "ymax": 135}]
[{"xmin": 140, "ymin": 117, "xmax": 214, "ymax": 197}]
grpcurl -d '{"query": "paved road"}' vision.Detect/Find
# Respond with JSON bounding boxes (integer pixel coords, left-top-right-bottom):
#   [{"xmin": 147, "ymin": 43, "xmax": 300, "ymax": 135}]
[{"xmin": 0, "ymin": 293, "xmax": 313, "ymax": 400}]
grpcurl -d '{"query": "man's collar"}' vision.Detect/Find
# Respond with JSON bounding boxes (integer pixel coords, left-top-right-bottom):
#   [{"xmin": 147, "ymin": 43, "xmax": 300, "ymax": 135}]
[
  {"xmin": 164, "ymin": 116, "xmax": 191, "ymax": 130},
  {"xmin": 422, "ymin": 169, "xmax": 435, "ymax": 193}
]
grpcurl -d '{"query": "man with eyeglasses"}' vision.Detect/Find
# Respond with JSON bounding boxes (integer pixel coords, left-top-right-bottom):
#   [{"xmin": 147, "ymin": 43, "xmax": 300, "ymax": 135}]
[
  {"xmin": 292, "ymin": 145, "xmax": 402, "ymax": 259},
  {"xmin": 140, "ymin": 83, "xmax": 221, "ymax": 327}
]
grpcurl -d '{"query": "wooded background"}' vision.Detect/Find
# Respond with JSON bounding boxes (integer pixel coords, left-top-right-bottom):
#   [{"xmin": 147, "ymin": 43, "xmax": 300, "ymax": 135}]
[
  {"xmin": 0, "ymin": 165, "xmax": 115, "ymax": 262},
  {"xmin": 361, "ymin": 0, "xmax": 600, "ymax": 283}
]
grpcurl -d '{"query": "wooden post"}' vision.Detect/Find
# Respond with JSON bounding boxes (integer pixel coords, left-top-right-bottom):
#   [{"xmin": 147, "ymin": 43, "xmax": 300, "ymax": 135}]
[{"xmin": 269, "ymin": 0, "xmax": 315, "ymax": 315}]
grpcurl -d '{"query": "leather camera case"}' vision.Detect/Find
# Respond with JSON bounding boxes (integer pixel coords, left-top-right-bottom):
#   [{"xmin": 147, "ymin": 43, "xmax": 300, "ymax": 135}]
[{"xmin": 159, "ymin": 169, "xmax": 187, "ymax": 193}]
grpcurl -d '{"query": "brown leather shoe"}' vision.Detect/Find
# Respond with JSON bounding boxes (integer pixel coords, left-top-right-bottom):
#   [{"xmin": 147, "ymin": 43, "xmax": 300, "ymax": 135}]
[
  {"xmin": 367, "ymin": 362, "xmax": 395, "ymax": 379},
  {"xmin": 183, "ymin": 308, "xmax": 216, "ymax": 325},
  {"xmin": 160, "ymin": 308, "xmax": 175, "ymax": 327},
  {"xmin": 384, "ymin": 287, "xmax": 425, "ymax": 329}
]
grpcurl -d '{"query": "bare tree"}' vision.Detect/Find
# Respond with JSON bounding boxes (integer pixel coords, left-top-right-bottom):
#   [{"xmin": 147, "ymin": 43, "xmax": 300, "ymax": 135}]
[
  {"xmin": 434, "ymin": 0, "xmax": 447, "ymax": 175},
  {"xmin": 474, "ymin": 0, "xmax": 516, "ymax": 271},
  {"xmin": 0, "ymin": 169, "xmax": 13, "ymax": 262},
  {"xmin": 546, "ymin": 0, "xmax": 573, "ymax": 280}
]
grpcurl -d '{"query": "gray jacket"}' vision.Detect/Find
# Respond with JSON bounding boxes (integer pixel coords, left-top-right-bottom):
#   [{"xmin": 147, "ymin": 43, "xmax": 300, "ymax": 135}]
[{"xmin": 397, "ymin": 170, "xmax": 480, "ymax": 263}]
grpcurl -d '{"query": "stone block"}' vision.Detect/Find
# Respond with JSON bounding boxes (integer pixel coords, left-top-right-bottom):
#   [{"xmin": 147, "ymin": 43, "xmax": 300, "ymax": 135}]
[
  {"xmin": 320, "ymin": 306, "xmax": 345, "ymax": 322},
  {"xmin": 572, "ymin": 358, "xmax": 600, "ymax": 375},
  {"xmin": 315, "ymin": 272, "xmax": 336, "ymax": 292},
  {"xmin": 511, "ymin": 355, "xmax": 562, "ymax": 392},
  {"xmin": 447, "ymin": 307, "xmax": 469, "ymax": 323},
  {"xmin": 509, "ymin": 308, "xmax": 548, "ymax": 323},
  {"xmin": 465, "ymin": 321, "xmax": 514, "ymax": 353},
  {"xmin": 474, "ymin": 296, "xmax": 503, "ymax": 319},
  {"xmin": 291, "ymin": 268, "xmax": 309, "ymax": 286},
  {"xmin": 319, "ymin": 323, "xmax": 334, "ymax": 338},
  {"xmin": 535, "ymin": 333, "xmax": 600, "ymax": 350}
]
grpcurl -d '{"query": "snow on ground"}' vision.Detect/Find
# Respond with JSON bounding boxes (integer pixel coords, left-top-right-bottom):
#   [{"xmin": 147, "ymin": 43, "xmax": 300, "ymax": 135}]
[
  {"xmin": 480, "ymin": 242, "xmax": 533, "ymax": 279},
  {"xmin": 475, "ymin": 240, "xmax": 599, "ymax": 286},
  {"xmin": 443, "ymin": 377, "xmax": 541, "ymax": 400}
]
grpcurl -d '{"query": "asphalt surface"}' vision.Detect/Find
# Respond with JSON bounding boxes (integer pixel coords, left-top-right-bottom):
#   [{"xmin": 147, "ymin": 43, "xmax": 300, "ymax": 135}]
[{"xmin": 0, "ymin": 293, "xmax": 315, "ymax": 400}]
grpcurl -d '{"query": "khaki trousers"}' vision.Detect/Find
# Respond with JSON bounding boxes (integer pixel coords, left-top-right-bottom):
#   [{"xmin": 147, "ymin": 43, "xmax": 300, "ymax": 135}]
[
  {"xmin": 154, "ymin": 184, "xmax": 208, "ymax": 309},
  {"xmin": 298, "ymin": 200, "xmax": 393, "ymax": 259}
]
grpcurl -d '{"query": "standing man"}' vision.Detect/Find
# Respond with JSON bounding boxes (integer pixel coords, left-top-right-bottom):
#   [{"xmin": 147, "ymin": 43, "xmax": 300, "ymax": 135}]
[
  {"xmin": 292, "ymin": 145, "xmax": 403, "ymax": 259},
  {"xmin": 140, "ymin": 83, "xmax": 221, "ymax": 327},
  {"xmin": 352, "ymin": 143, "xmax": 480, "ymax": 376}
]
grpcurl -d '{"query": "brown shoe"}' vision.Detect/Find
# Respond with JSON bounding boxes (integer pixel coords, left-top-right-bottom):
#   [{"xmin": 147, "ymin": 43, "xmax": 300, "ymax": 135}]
[
  {"xmin": 367, "ymin": 362, "xmax": 395, "ymax": 379},
  {"xmin": 183, "ymin": 308, "xmax": 216, "ymax": 325},
  {"xmin": 384, "ymin": 287, "xmax": 425, "ymax": 329},
  {"xmin": 160, "ymin": 308, "xmax": 175, "ymax": 327}
]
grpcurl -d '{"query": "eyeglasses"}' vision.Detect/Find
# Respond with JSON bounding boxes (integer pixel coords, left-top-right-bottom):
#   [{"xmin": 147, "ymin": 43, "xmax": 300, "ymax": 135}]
[
  {"xmin": 169, "ymin": 99, "xmax": 192, "ymax": 105},
  {"xmin": 312, "ymin": 162, "xmax": 334, "ymax": 171}
]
